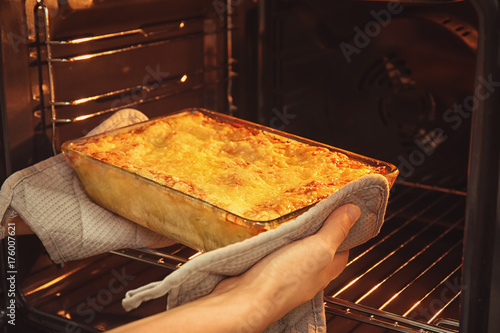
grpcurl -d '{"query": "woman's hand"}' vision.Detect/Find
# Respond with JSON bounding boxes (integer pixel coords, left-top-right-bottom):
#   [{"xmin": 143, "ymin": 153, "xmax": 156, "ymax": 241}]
[
  {"xmin": 207, "ymin": 203, "xmax": 361, "ymax": 330},
  {"xmin": 108, "ymin": 204, "xmax": 361, "ymax": 333}
]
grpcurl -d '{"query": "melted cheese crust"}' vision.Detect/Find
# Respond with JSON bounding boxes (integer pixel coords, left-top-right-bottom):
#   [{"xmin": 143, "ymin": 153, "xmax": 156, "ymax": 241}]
[{"xmin": 72, "ymin": 112, "xmax": 385, "ymax": 221}]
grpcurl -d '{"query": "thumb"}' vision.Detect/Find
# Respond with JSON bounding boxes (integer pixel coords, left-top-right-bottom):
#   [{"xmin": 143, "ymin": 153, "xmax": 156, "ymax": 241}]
[{"xmin": 316, "ymin": 204, "xmax": 361, "ymax": 251}]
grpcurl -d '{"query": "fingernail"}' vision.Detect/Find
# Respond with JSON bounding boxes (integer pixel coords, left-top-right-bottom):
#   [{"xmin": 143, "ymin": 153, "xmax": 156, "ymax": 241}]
[{"xmin": 347, "ymin": 205, "xmax": 361, "ymax": 223}]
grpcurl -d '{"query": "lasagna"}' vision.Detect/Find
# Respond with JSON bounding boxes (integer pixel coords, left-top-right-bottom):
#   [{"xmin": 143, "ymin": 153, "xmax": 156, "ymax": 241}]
[{"xmin": 70, "ymin": 111, "xmax": 386, "ymax": 221}]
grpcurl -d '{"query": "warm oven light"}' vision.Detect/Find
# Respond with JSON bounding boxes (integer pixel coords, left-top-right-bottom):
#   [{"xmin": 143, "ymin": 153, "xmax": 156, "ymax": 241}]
[
  {"xmin": 73, "ymin": 97, "xmax": 92, "ymax": 105},
  {"xmin": 56, "ymin": 310, "xmax": 72, "ymax": 320},
  {"xmin": 74, "ymin": 114, "xmax": 94, "ymax": 121},
  {"xmin": 72, "ymin": 54, "xmax": 94, "ymax": 61}
]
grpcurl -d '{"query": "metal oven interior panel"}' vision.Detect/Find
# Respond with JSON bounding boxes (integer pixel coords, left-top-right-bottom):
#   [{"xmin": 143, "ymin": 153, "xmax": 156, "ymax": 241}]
[
  {"xmin": 255, "ymin": 0, "xmax": 476, "ymax": 171},
  {"xmin": 2, "ymin": 0, "xmax": 498, "ymax": 332}
]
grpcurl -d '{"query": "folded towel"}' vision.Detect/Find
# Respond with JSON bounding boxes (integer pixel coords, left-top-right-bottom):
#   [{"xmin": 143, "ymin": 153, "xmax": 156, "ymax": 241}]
[
  {"xmin": 122, "ymin": 174, "xmax": 390, "ymax": 333},
  {"xmin": 0, "ymin": 109, "xmax": 177, "ymax": 263}
]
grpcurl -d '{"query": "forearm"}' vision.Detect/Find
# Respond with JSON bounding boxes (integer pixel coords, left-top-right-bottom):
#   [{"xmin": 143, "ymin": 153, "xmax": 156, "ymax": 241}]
[
  {"xmin": 109, "ymin": 249, "xmax": 349, "ymax": 333},
  {"xmin": 108, "ymin": 278, "xmax": 280, "ymax": 333}
]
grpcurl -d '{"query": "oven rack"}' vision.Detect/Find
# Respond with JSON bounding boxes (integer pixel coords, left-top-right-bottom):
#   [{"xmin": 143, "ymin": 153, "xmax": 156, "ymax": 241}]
[
  {"xmin": 108, "ymin": 182, "xmax": 465, "ymax": 333},
  {"xmin": 324, "ymin": 300, "xmax": 460, "ymax": 333},
  {"xmin": 109, "ymin": 247, "xmax": 201, "ymax": 271},
  {"xmin": 33, "ymin": 1, "xmax": 235, "ymax": 153},
  {"xmin": 324, "ymin": 181, "xmax": 464, "ymax": 333}
]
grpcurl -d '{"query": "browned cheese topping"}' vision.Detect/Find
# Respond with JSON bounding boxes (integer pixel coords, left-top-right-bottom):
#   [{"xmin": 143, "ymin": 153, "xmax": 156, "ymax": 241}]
[{"xmin": 71, "ymin": 112, "xmax": 385, "ymax": 220}]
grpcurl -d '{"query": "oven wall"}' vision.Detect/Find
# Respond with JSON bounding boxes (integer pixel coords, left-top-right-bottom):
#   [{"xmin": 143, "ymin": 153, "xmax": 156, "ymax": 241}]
[
  {"xmin": 0, "ymin": 1, "xmax": 38, "ymax": 181},
  {"xmin": 253, "ymin": 0, "xmax": 477, "ymax": 181},
  {"xmin": 461, "ymin": 0, "xmax": 500, "ymax": 331}
]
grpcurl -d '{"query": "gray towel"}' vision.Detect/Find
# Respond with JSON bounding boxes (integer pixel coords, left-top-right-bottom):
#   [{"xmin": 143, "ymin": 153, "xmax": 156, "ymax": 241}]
[
  {"xmin": 0, "ymin": 109, "xmax": 176, "ymax": 263},
  {"xmin": 122, "ymin": 174, "xmax": 390, "ymax": 333}
]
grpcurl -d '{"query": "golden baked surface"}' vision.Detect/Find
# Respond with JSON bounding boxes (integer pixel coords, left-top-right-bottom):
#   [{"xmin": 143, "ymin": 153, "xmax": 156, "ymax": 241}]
[{"xmin": 71, "ymin": 112, "xmax": 385, "ymax": 221}]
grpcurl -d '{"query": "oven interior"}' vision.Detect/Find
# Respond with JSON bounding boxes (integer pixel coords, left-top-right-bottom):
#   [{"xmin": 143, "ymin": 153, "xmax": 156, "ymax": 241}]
[{"xmin": 0, "ymin": 0, "xmax": 480, "ymax": 332}]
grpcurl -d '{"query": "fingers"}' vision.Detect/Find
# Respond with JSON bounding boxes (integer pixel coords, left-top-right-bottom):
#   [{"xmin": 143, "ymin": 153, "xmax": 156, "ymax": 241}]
[{"xmin": 316, "ymin": 204, "xmax": 361, "ymax": 252}]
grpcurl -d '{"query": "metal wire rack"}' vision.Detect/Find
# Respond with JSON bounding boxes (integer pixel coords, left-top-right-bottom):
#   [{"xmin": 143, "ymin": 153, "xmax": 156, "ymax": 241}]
[
  {"xmin": 33, "ymin": 1, "xmax": 233, "ymax": 153},
  {"xmin": 324, "ymin": 181, "xmax": 464, "ymax": 333}
]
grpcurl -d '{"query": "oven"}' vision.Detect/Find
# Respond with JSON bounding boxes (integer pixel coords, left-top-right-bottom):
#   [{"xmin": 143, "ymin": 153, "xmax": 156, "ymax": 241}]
[{"xmin": 0, "ymin": 0, "xmax": 499, "ymax": 332}]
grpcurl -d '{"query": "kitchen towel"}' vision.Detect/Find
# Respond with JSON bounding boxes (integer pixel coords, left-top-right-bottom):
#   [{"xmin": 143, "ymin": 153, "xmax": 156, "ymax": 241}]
[
  {"xmin": 122, "ymin": 173, "xmax": 390, "ymax": 333},
  {"xmin": 0, "ymin": 108, "xmax": 177, "ymax": 263}
]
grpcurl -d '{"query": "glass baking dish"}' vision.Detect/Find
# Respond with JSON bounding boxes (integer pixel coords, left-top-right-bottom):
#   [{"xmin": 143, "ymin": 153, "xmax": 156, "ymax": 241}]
[{"xmin": 61, "ymin": 108, "xmax": 398, "ymax": 252}]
